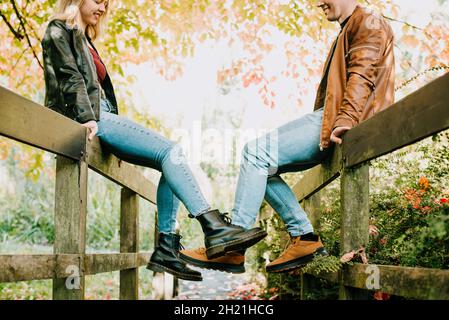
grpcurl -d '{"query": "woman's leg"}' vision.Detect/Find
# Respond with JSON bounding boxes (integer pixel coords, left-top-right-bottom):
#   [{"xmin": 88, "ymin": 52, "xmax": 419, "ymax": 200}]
[
  {"xmin": 232, "ymin": 108, "xmax": 331, "ymax": 233},
  {"xmin": 156, "ymin": 175, "xmax": 180, "ymax": 234},
  {"xmin": 96, "ymin": 109, "xmax": 210, "ymax": 218},
  {"xmin": 96, "ymin": 101, "xmax": 267, "ymax": 262}
]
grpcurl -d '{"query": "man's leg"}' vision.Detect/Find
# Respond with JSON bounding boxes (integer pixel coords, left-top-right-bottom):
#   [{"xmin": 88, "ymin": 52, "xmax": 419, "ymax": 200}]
[
  {"xmin": 232, "ymin": 107, "xmax": 329, "ymax": 230},
  {"xmin": 181, "ymin": 108, "xmax": 331, "ymax": 272},
  {"xmin": 265, "ymin": 174, "xmax": 314, "ymax": 236},
  {"xmin": 96, "ymin": 105, "xmax": 266, "ymax": 264}
]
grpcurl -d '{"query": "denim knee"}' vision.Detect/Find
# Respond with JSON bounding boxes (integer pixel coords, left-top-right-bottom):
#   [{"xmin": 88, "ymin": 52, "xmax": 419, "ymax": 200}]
[
  {"xmin": 160, "ymin": 142, "xmax": 188, "ymax": 168},
  {"xmin": 242, "ymin": 138, "xmax": 276, "ymax": 174}
]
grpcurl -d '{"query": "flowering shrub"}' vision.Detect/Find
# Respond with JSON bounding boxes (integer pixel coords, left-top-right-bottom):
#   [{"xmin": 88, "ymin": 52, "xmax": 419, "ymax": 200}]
[
  {"xmin": 367, "ymin": 175, "xmax": 449, "ymax": 269},
  {"xmin": 255, "ymin": 131, "xmax": 449, "ymax": 299}
]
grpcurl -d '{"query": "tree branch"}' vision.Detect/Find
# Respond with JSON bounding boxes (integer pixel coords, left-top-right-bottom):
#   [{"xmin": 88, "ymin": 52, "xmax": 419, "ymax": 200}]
[
  {"xmin": 10, "ymin": 0, "xmax": 43, "ymax": 70},
  {"xmin": 382, "ymin": 15, "xmax": 434, "ymax": 40},
  {"xmin": 0, "ymin": 10, "xmax": 24, "ymax": 40}
]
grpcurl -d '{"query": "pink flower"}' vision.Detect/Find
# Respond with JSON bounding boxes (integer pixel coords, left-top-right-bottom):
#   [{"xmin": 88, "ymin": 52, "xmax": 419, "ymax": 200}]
[
  {"xmin": 369, "ymin": 225, "xmax": 379, "ymax": 236},
  {"xmin": 374, "ymin": 292, "xmax": 391, "ymax": 300},
  {"xmin": 421, "ymin": 206, "xmax": 432, "ymax": 214}
]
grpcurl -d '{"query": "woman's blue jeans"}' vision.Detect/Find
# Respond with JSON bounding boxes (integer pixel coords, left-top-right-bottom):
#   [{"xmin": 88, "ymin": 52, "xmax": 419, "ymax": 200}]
[
  {"xmin": 232, "ymin": 107, "xmax": 332, "ymax": 236},
  {"xmin": 96, "ymin": 99, "xmax": 210, "ymax": 234}
]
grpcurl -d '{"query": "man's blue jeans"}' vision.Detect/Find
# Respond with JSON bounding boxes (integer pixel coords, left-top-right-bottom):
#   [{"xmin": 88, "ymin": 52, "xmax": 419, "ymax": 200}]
[
  {"xmin": 232, "ymin": 107, "xmax": 332, "ymax": 236},
  {"xmin": 96, "ymin": 99, "xmax": 210, "ymax": 234}
]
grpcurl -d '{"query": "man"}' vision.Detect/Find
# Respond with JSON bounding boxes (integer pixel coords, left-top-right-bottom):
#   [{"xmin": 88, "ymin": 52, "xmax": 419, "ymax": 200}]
[{"xmin": 181, "ymin": 0, "xmax": 395, "ymax": 273}]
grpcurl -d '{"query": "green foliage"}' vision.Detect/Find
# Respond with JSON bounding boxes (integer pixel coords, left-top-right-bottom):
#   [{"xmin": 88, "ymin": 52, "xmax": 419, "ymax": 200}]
[
  {"xmin": 299, "ymin": 255, "xmax": 342, "ymax": 276},
  {"xmin": 0, "ymin": 143, "xmax": 156, "ymax": 252},
  {"xmin": 253, "ymin": 130, "xmax": 449, "ymax": 299},
  {"xmin": 0, "ymin": 268, "xmax": 155, "ymax": 300}
]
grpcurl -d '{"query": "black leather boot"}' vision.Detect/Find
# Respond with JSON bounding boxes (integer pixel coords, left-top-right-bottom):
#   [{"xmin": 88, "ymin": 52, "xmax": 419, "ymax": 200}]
[
  {"xmin": 196, "ymin": 210, "xmax": 267, "ymax": 259},
  {"xmin": 147, "ymin": 233, "xmax": 202, "ymax": 281}
]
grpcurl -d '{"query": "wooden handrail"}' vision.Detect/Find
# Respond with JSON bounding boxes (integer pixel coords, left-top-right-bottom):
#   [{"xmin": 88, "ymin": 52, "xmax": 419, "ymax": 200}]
[
  {"xmin": 0, "ymin": 85, "xmax": 157, "ymax": 204},
  {"xmin": 0, "ymin": 253, "xmax": 151, "ymax": 283},
  {"xmin": 293, "ymin": 73, "xmax": 449, "ymax": 300},
  {"xmin": 0, "ymin": 85, "xmax": 171, "ymax": 300},
  {"xmin": 343, "ymin": 72, "xmax": 449, "ymax": 168},
  {"xmin": 294, "ymin": 72, "xmax": 449, "ymax": 202},
  {"xmin": 308, "ymin": 263, "xmax": 449, "ymax": 300}
]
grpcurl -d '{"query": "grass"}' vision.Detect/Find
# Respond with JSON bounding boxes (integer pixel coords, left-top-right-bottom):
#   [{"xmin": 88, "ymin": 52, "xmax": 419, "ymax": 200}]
[
  {"xmin": 0, "ymin": 239, "xmax": 157, "ymax": 300},
  {"xmin": 0, "ymin": 266, "xmax": 155, "ymax": 300}
]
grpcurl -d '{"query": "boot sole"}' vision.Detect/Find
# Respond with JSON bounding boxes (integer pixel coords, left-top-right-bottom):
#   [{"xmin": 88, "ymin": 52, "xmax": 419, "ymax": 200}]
[
  {"xmin": 146, "ymin": 261, "xmax": 203, "ymax": 281},
  {"xmin": 206, "ymin": 229, "xmax": 267, "ymax": 259},
  {"xmin": 179, "ymin": 252, "xmax": 245, "ymax": 274},
  {"xmin": 266, "ymin": 247, "xmax": 328, "ymax": 273}
]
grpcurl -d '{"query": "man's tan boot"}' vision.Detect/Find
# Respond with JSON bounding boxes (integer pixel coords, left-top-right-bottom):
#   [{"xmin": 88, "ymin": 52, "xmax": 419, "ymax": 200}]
[
  {"xmin": 179, "ymin": 248, "xmax": 245, "ymax": 274},
  {"xmin": 266, "ymin": 234, "xmax": 328, "ymax": 273}
]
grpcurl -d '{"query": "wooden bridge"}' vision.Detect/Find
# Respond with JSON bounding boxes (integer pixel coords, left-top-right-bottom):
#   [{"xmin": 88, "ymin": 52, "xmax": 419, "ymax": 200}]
[
  {"xmin": 0, "ymin": 72, "xmax": 449, "ymax": 300},
  {"xmin": 0, "ymin": 85, "xmax": 176, "ymax": 300},
  {"xmin": 294, "ymin": 72, "xmax": 449, "ymax": 299}
]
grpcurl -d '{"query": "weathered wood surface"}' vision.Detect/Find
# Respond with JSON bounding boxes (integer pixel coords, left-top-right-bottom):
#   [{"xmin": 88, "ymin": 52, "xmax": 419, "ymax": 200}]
[
  {"xmin": 0, "ymin": 253, "xmax": 151, "ymax": 283},
  {"xmin": 53, "ymin": 156, "xmax": 88, "ymax": 300},
  {"xmin": 343, "ymin": 264, "xmax": 449, "ymax": 300},
  {"xmin": 343, "ymin": 72, "xmax": 449, "ymax": 168},
  {"xmin": 339, "ymin": 164, "xmax": 370, "ymax": 300},
  {"xmin": 293, "ymin": 73, "xmax": 449, "ymax": 202},
  {"xmin": 86, "ymin": 139, "xmax": 157, "ymax": 204},
  {"xmin": 83, "ymin": 253, "xmax": 150, "ymax": 275},
  {"xmin": 119, "ymin": 188, "xmax": 140, "ymax": 300},
  {"xmin": 309, "ymin": 263, "xmax": 449, "ymax": 300},
  {"xmin": 0, "ymin": 254, "xmax": 80, "ymax": 282},
  {"xmin": 339, "ymin": 164, "xmax": 370, "ymax": 254},
  {"xmin": 0, "ymin": 86, "xmax": 157, "ymax": 205},
  {"xmin": 0, "ymin": 86, "xmax": 85, "ymax": 160}
]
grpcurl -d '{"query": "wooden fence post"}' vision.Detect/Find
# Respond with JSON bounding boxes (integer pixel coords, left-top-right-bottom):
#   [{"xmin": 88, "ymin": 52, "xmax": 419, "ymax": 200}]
[
  {"xmin": 339, "ymin": 163, "xmax": 370, "ymax": 300},
  {"xmin": 301, "ymin": 192, "xmax": 322, "ymax": 300},
  {"xmin": 120, "ymin": 188, "xmax": 139, "ymax": 300},
  {"xmin": 53, "ymin": 155, "xmax": 88, "ymax": 300}
]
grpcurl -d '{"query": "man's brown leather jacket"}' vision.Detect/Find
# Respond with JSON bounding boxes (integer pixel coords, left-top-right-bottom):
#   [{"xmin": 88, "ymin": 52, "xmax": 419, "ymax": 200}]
[{"xmin": 314, "ymin": 6, "xmax": 395, "ymax": 150}]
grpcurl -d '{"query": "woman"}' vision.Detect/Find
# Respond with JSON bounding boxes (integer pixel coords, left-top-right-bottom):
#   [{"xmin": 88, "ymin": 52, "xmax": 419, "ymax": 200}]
[{"xmin": 41, "ymin": 0, "xmax": 266, "ymax": 281}]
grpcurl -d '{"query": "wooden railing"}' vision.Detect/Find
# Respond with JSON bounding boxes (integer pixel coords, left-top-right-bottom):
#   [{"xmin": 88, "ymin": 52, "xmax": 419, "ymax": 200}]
[
  {"xmin": 294, "ymin": 72, "xmax": 449, "ymax": 300},
  {"xmin": 0, "ymin": 86, "xmax": 176, "ymax": 300},
  {"xmin": 1, "ymin": 73, "xmax": 448, "ymax": 300}
]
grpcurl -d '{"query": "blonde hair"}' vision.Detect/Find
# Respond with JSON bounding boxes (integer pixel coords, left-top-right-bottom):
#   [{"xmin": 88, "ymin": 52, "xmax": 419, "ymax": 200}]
[{"xmin": 52, "ymin": 0, "xmax": 110, "ymax": 40}]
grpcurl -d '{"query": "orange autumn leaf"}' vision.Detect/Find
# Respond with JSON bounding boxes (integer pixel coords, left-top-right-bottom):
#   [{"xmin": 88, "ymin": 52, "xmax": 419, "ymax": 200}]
[
  {"xmin": 418, "ymin": 176, "xmax": 430, "ymax": 191},
  {"xmin": 401, "ymin": 34, "xmax": 420, "ymax": 47}
]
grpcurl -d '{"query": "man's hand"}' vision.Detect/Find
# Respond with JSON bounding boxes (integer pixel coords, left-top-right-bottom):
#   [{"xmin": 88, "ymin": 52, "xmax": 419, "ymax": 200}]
[
  {"xmin": 81, "ymin": 120, "xmax": 98, "ymax": 142},
  {"xmin": 330, "ymin": 126, "xmax": 351, "ymax": 145}
]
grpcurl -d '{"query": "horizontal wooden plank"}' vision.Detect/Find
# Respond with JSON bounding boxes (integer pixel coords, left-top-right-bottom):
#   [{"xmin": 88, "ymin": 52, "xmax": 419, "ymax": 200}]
[
  {"xmin": 293, "ymin": 145, "xmax": 342, "ymax": 202},
  {"xmin": 0, "ymin": 86, "xmax": 86, "ymax": 160},
  {"xmin": 309, "ymin": 263, "xmax": 449, "ymax": 300},
  {"xmin": 83, "ymin": 253, "xmax": 150, "ymax": 275},
  {"xmin": 0, "ymin": 254, "xmax": 80, "ymax": 282},
  {"xmin": 0, "ymin": 85, "xmax": 157, "ymax": 204},
  {"xmin": 343, "ymin": 263, "xmax": 449, "ymax": 300},
  {"xmin": 344, "ymin": 73, "xmax": 449, "ymax": 168},
  {"xmin": 86, "ymin": 140, "xmax": 157, "ymax": 204},
  {"xmin": 0, "ymin": 253, "xmax": 151, "ymax": 283}
]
